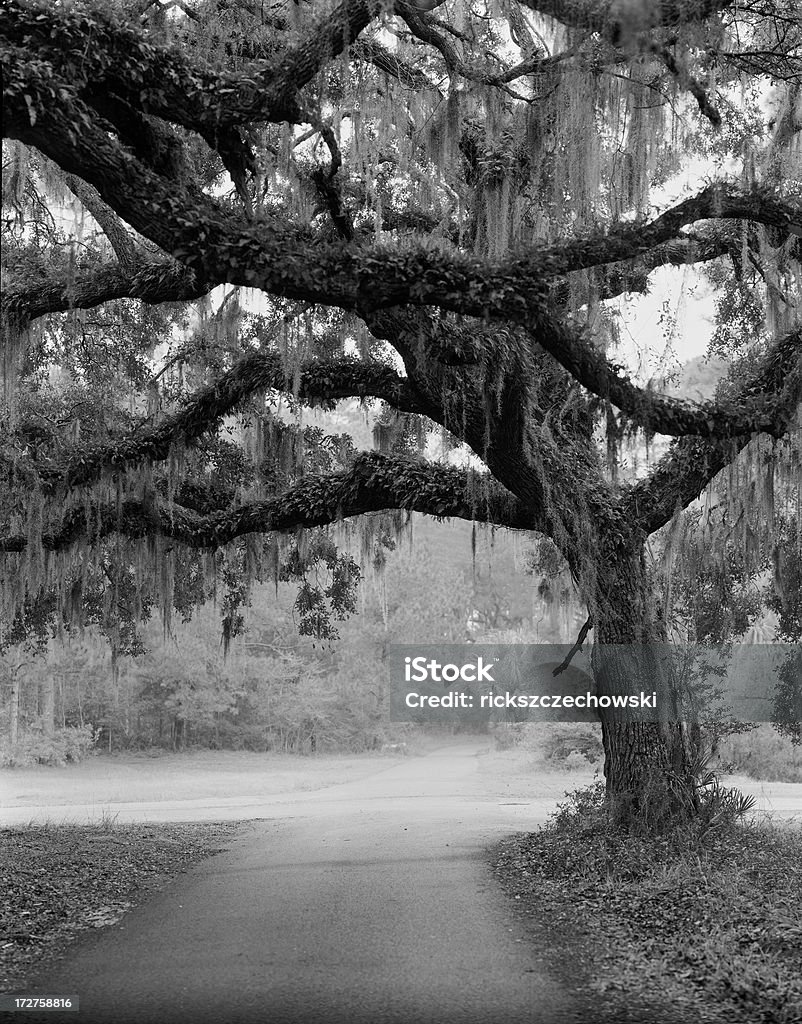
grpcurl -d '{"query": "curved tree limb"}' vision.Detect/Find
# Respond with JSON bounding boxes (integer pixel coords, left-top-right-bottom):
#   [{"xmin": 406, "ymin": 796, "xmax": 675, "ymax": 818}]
[
  {"xmin": 363, "ymin": 305, "xmax": 608, "ymax": 579},
  {"xmin": 539, "ymin": 185, "xmax": 802, "ymax": 277},
  {"xmin": 548, "ymin": 231, "xmax": 736, "ymax": 307},
  {"xmin": 0, "ymin": 0, "xmax": 430, "ymax": 134},
  {"xmin": 351, "ymin": 37, "xmax": 440, "ymax": 90},
  {"xmin": 2, "ymin": 229, "xmax": 731, "ymax": 361},
  {"xmin": 592, "ymin": 232, "xmax": 734, "ymax": 299},
  {"xmin": 624, "ymin": 327, "xmax": 802, "ymax": 534},
  {"xmin": 1, "ymin": 72, "xmax": 554, "ymax": 320},
  {"xmin": 33, "ymin": 354, "xmax": 422, "ymax": 494},
  {"xmin": 0, "ymin": 452, "xmax": 539, "ymax": 554},
  {"xmin": 6, "ymin": 60, "xmax": 799, "ymax": 324},
  {"xmin": 396, "ymin": 3, "xmax": 461, "ymax": 73},
  {"xmin": 4, "ymin": 56, "xmax": 798, "ymax": 443},
  {"xmin": 63, "ymin": 173, "xmax": 139, "ymax": 272},
  {"xmin": 12, "ymin": 0, "xmax": 553, "ymax": 133},
  {"xmin": 3, "ymin": 257, "xmax": 207, "ymax": 329},
  {"xmin": 652, "ymin": 45, "xmax": 721, "ymax": 127},
  {"xmin": 383, "ymin": 294, "xmax": 795, "ymax": 441},
  {"xmin": 527, "ymin": 311, "xmax": 796, "ymax": 439},
  {"xmin": 396, "ymin": 4, "xmax": 564, "ymax": 97}
]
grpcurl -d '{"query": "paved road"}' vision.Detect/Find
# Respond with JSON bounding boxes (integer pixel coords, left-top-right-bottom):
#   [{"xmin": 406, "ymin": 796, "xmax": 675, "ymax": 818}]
[{"xmin": 10, "ymin": 744, "xmax": 587, "ymax": 1024}]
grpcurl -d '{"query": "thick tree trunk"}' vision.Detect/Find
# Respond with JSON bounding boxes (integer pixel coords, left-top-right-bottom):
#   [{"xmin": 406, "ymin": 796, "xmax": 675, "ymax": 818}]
[{"xmin": 591, "ymin": 547, "xmax": 693, "ymax": 828}]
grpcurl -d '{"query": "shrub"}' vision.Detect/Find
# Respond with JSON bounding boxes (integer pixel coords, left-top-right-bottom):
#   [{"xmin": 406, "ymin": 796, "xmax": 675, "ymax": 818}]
[
  {"xmin": 564, "ymin": 750, "xmax": 593, "ymax": 771},
  {"xmin": 495, "ymin": 781, "xmax": 802, "ymax": 1024},
  {"xmin": 717, "ymin": 723, "xmax": 802, "ymax": 782},
  {"xmin": 0, "ymin": 725, "xmax": 98, "ymax": 767},
  {"xmin": 493, "ymin": 726, "xmax": 522, "ymax": 750},
  {"xmin": 541, "ymin": 723, "xmax": 604, "ymax": 765}
]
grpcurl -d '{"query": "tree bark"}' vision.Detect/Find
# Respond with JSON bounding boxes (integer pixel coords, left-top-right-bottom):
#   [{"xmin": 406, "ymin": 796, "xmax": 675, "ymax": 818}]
[{"xmin": 591, "ymin": 546, "xmax": 692, "ymax": 828}]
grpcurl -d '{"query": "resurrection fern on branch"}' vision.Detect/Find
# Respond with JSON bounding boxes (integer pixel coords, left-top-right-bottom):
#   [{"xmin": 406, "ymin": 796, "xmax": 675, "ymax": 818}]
[{"xmin": 1, "ymin": 0, "xmax": 801, "ymax": 822}]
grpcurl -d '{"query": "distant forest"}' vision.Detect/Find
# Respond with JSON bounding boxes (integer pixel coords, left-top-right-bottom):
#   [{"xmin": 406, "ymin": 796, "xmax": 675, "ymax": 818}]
[{"xmin": 2, "ymin": 501, "xmax": 586, "ymax": 761}]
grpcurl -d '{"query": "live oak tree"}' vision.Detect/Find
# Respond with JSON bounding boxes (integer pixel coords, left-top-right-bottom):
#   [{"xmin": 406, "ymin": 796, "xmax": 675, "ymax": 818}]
[{"xmin": 1, "ymin": 0, "xmax": 801, "ymax": 821}]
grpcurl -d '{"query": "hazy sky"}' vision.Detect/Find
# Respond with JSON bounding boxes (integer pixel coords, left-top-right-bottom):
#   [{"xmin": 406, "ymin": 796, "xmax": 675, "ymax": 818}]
[
  {"xmin": 610, "ymin": 154, "xmax": 729, "ymax": 380},
  {"xmin": 614, "ymin": 264, "xmax": 717, "ymax": 380}
]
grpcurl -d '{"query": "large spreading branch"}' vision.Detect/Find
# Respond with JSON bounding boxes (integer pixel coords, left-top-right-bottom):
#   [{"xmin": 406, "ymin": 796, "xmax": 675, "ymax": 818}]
[
  {"xmin": 4, "ymin": 5, "xmax": 800, "ymax": 458},
  {"xmin": 382, "ymin": 296, "xmax": 795, "ymax": 441},
  {"xmin": 63, "ymin": 174, "xmax": 139, "ymax": 272},
  {"xmin": 33, "ymin": 354, "xmax": 422, "ymax": 494},
  {"xmin": 5, "ymin": 68, "xmax": 797, "ymax": 441},
  {"xmin": 7, "ymin": 36, "xmax": 799, "ymax": 309},
  {"xmin": 624, "ymin": 327, "xmax": 802, "ymax": 534},
  {"xmin": 0, "ymin": 0, "xmax": 735, "ymax": 135},
  {"xmin": 4, "ymin": 257, "xmax": 206, "ymax": 329},
  {"xmin": 397, "ymin": 4, "xmax": 570, "ymax": 96},
  {"xmin": 0, "ymin": 0, "xmax": 388, "ymax": 132},
  {"xmin": 0, "ymin": 452, "xmax": 539, "ymax": 554},
  {"xmin": 526, "ymin": 311, "xmax": 799, "ymax": 439},
  {"xmin": 363, "ymin": 306, "xmax": 611, "ymax": 573},
  {"xmin": 1, "ymin": 68, "xmax": 552, "ymax": 322},
  {"xmin": 351, "ymin": 37, "xmax": 440, "ymax": 91},
  {"xmin": 539, "ymin": 185, "xmax": 802, "ymax": 277},
  {"xmin": 587, "ymin": 232, "xmax": 735, "ymax": 301}
]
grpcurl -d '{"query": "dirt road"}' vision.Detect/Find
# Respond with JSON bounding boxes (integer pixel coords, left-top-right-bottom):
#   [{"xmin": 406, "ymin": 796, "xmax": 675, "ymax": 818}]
[{"xmin": 10, "ymin": 743, "xmax": 587, "ymax": 1024}]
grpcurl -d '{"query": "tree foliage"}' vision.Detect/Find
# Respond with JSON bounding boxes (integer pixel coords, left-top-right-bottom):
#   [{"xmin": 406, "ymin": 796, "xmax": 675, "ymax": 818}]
[{"xmin": 1, "ymin": 0, "xmax": 801, "ymax": 812}]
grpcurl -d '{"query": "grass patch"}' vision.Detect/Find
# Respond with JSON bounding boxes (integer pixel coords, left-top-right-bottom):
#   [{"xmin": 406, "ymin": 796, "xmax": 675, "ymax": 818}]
[
  {"xmin": 0, "ymin": 749, "xmax": 390, "ymax": 808},
  {"xmin": 493, "ymin": 784, "xmax": 802, "ymax": 1024},
  {"xmin": 0, "ymin": 818, "xmax": 252, "ymax": 992}
]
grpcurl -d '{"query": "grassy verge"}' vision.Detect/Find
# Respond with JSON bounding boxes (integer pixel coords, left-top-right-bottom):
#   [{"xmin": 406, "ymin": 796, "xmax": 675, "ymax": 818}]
[
  {"xmin": 493, "ymin": 784, "xmax": 802, "ymax": 1024},
  {"xmin": 0, "ymin": 818, "xmax": 252, "ymax": 992},
  {"xmin": 1, "ymin": 749, "xmax": 394, "ymax": 808}
]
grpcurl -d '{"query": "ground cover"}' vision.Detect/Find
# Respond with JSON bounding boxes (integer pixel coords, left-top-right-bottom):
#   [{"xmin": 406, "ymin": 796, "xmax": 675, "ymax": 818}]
[
  {"xmin": 0, "ymin": 749, "xmax": 393, "ymax": 808},
  {"xmin": 493, "ymin": 783, "xmax": 802, "ymax": 1024},
  {"xmin": 1, "ymin": 819, "xmax": 250, "ymax": 993}
]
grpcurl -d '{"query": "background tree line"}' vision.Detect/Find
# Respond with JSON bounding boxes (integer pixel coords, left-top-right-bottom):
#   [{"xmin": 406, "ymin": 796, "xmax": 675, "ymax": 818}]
[{"xmin": 1, "ymin": 514, "xmax": 564, "ymax": 762}]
